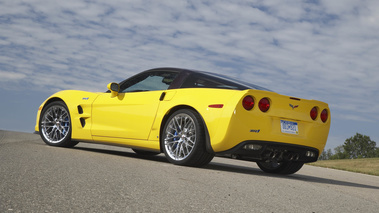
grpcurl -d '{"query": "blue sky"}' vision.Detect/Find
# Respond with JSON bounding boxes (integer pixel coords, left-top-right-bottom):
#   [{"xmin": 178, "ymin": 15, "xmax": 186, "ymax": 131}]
[{"xmin": 0, "ymin": 0, "xmax": 378, "ymax": 151}]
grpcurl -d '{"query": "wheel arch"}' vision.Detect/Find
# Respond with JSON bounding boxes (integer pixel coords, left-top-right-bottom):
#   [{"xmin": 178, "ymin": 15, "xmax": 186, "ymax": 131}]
[
  {"xmin": 42, "ymin": 97, "xmax": 65, "ymax": 110},
  {"xmin": 40, "ymin": 97, "xmax": 67, "ymax": 118},
  {"xmin": 159, "ymin": 105, "xmax": 214, "ymax": 154},
  {"xmin": 38, "ymin": 97, "xmax": 73, "ymax": 131}
]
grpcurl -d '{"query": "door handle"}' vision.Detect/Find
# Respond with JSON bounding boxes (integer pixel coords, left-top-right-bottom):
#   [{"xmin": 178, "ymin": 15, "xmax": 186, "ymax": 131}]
[{"xmin": 159, "ymin": 92, "xmax": 166, "ymax": 101}]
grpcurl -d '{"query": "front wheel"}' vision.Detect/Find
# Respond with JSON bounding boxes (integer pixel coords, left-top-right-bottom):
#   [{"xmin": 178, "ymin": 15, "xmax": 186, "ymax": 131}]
[
  {"xmin": 39, "ymin": 101, "xmax": 78, "ymax": 148},
  {"xmin": 257, "ymin": 161, "xmax": 304, "ymax": 175},
  {"xmin": 162, "ymin": 109, "xmax": 214, "ymax": 167}
]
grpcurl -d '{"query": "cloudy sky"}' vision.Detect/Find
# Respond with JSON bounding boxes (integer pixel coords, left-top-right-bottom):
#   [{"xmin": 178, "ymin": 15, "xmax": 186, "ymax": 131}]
[{"xmin": 1, "ymin": 0, "xmax": 378, "ymax": 150}]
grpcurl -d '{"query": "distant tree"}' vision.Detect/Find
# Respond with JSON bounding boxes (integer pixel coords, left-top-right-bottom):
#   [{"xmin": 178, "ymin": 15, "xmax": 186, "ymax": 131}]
[
  {"xmin": 318, "ymin": 150, "xmax": 327, "ymax": 160},
  {"xmin": 331, "ymin": 145, "xmax": 348, "ymax": 160},
  {"xmin": 343, "ymin": 133, "xmax": 377, "ymax": 159},
  {"xmin": 326, "ymin": 149, "xmax": 333, "ymax": 159},
  {"xmin": 318, "ymin": 148, "xmax": 333, "ymax": 160}
]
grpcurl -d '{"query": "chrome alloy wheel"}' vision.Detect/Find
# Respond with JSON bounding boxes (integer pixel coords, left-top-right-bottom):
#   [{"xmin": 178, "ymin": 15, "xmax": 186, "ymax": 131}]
[
  {"xmin": 164, "ymin": 113, "xmax": 196, "ymax": 161},
  {"xmin": 41, "ymin": 105, "xmax": 71, "ymax": 144}
]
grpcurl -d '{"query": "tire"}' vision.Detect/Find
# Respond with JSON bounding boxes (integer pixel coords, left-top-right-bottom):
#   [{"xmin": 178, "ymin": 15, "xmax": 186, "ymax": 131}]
[
  {"xmin": 39, "ymin": 101, "xmax": 78, "ymax": 148},
  {"xmin": 162, "ymin": 109, "xmax": 214, "ymax": 167},
  {"xmin": 256, "ymin": 161, "xmax": 304, "ymax": 175},
  {"xmin": 132, "ymin": 149, "xmax": 160, "ymax": 156}
]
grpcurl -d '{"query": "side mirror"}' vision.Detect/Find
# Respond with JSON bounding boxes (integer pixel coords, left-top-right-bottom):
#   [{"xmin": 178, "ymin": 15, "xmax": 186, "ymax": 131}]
[{"xmin": 107, "ymin": 82, "xmax": 120, "ymax": 97}]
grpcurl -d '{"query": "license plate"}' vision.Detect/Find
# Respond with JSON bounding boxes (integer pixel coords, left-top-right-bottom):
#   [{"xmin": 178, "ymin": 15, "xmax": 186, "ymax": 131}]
[{"xmin": 281, "ymin": 120, "xmax": 299, "ymax": 135}]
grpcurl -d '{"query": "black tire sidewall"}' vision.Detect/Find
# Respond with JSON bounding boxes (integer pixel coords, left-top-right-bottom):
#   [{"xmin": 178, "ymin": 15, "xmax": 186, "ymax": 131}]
[{"xmin": 257, "ymin": 161, "xmax": 304, "ymax": 175}]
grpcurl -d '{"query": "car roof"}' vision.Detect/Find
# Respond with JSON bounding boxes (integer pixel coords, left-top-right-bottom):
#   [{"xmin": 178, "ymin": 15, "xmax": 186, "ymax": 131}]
[{"xmin": 143, "ymin": 67, "xmax": 271, "ymax": 91}]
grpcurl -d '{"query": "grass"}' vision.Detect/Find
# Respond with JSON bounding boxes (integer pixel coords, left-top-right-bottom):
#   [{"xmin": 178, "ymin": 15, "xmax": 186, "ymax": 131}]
[{"xmin": 309, "ymin": 158, "xmax": 379, "ymax": 176}]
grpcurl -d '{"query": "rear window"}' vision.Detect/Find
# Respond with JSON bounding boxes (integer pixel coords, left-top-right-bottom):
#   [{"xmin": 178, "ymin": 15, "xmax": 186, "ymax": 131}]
[{"xmin": 180, "ymin": 72, "xmax": 270, "ymax": 91}]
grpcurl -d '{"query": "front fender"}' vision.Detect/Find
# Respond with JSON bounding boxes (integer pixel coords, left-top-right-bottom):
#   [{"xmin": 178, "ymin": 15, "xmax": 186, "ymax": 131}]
[{"xmin": 35, "ymin": 90, "xmax": 101, "ymax": 141}]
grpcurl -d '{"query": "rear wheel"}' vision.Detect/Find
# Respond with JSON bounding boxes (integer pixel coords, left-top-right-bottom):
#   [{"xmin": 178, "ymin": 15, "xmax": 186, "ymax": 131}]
[
  {"xmin": 162, "ymin": 109, "xmax": 214, "ymax": 167},
  {"xmin": 39, "ymin": 101, "xmax": 78, "ymax": 148},
  {"xmin": 257, "ymin": 160, "xmax": 304, "ymax": 175}
]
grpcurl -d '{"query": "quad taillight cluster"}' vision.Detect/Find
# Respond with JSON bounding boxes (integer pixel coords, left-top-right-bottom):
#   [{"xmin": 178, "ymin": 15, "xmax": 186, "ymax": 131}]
[
  {"xmin": 242, "ymin": 96, "xmax": 271, "ymax": 112},
  {"xmin": 242, "ymin": 96, "xmax": 328, "ymax": 123},
  {"xmin": 310, "ymin": 107, "xmax": 328, "ymax": 123}
]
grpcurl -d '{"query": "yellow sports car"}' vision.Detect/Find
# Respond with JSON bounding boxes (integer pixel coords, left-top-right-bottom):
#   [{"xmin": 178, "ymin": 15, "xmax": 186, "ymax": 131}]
[{"xmin": 35, "ymin": 68, "xmax": 330, "ymax": 174}]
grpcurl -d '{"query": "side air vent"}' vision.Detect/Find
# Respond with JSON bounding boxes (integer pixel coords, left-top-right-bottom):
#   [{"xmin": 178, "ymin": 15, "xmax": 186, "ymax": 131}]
[
  {"xmin": 80, "ymin": 118, "xmax": 86, "ymax": 128},
  {"xmin": 78, "ymin": 105, "xmax": 83, "ymax": 114}
]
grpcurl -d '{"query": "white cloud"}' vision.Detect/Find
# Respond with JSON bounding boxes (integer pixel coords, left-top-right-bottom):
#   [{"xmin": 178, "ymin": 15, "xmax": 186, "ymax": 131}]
[{"xmin": 0, "ymin": 71, "xmax": 26, "ymax": 81}]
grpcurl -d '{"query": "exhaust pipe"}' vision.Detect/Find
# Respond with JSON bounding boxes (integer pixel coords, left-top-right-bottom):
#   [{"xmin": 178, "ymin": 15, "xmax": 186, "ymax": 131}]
[
  {"xmin": 292, "ymin": 153, "xmax": 299, "ymax": 161},
  {"xmin": 268, "ymin": 151, "xmax": 284, "ymax": 161},
  {"xmin": 284, "ymin": 153, "xmax": 300, "ymax": 161},
  {"xmin": 265, "ymin": 151, "xmax": 299, "ymax": 161}
]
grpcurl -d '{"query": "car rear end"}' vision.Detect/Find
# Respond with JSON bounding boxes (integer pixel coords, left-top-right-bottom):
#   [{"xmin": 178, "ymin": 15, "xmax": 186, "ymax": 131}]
[{"xmin": 213, "ymin": 89, "xmax": 330, "ymax": 164}]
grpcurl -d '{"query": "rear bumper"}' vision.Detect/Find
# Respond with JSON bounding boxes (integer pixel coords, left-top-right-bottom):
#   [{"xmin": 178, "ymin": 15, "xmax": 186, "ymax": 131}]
[{"xmin": 216, "ymin": 140, "xmax": 319, "ymax": 163}]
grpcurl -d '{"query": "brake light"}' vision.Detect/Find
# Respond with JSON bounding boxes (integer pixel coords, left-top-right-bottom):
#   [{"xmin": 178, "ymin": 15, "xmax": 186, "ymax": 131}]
[
  {"xmin": 321, "ymin": 109, "xmax": 328, "ymax": 123},
  {"xmin": 259, "ymin": 98, "xmax": 270, "ymax": 112},
  {"xmin": 310, "ymin": 107, "xmax": 318, "ymax": 120},
  {"xmin": 242, "ymin": 96, "xmax": 254, "ymax": 110}
]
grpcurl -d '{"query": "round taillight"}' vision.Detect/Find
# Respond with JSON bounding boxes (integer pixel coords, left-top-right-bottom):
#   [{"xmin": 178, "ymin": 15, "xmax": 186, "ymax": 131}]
[
  {"xmin": 242, "ymin": 96, "xmax": 255, "ymax": 110},
  {"xmin": 259, "ymin": 98, "xmax": 270, "ymax": 112},
  {"xmin": 321, "ymin": 109, "xmax": 328, "ymax": 123},
  {"xmin": 310, "ymin": 107, "xmax": 318, "ymax": 120}
]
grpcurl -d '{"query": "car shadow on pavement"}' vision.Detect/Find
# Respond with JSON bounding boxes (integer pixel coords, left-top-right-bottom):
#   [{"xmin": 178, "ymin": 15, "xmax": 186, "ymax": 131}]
[
  {"xmin": 73, "ymin": 145, "xmax": 379, "ymax": 190},
  {"xmin": 73, "ymin": 146, "xmax": 169, "ymax": 163},
  {"xmin": 292, "ymin": 174, "xmax": 379, "ymax": 190},
  {"xmin": 206, "ymin": 161, "xmax": 379, "ymax": 190}
]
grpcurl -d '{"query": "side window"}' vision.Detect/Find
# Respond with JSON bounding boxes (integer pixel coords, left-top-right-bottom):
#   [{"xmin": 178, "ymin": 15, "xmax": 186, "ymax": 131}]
[
  {"xmin": 181, "ymin": 73, "xmax": 241, "ymax": 90},
  {"xmin": 120, "ymin": 72, "xmax": 178, "ymax": 93}
]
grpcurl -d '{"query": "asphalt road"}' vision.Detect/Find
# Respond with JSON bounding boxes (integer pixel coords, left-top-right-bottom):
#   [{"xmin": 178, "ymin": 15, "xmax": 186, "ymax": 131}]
[{"xmin": 1, "ymin": 130, "xmax": 379, "ymax": 213}]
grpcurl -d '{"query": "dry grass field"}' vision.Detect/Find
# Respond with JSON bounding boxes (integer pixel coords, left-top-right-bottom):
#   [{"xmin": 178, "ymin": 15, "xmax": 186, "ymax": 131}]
[{"xmin": 309, "ymin": 158, "xmax": 379, "ymax": 176}]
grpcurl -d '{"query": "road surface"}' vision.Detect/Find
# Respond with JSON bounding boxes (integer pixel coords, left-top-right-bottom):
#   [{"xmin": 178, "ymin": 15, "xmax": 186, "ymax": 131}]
[{"xmin": 1, "ymin": 130, "xmax": 378, "ymax": 212}]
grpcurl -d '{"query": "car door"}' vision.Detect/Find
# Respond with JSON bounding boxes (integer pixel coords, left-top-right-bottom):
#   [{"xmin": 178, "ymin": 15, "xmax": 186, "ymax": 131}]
[{"xmin": 91, "ymin": 71, "xmax": 178, "ymax": 140}]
